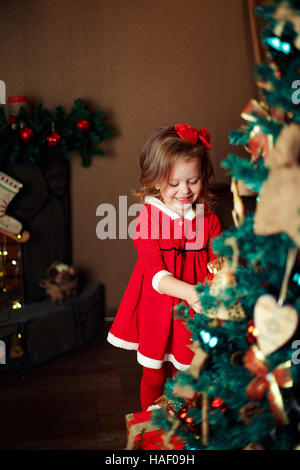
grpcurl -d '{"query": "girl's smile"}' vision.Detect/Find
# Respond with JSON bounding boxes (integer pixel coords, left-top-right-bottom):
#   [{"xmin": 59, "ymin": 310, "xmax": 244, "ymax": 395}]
[{"xmin": 157, "ymin": 158, "xmax": 202, "ymax": 215}]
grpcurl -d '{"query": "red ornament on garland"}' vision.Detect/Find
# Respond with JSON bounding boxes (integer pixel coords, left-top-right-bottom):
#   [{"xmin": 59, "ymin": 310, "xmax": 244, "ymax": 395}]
[
  {"xmin": 76, "ymin": 119, "xmax": 90, "ymax": 132},
  {"xmin": 46, "ymin": 131, "xmax": 61, "ymax": 147},
  {"xmin": 19, "ymin": 127, "xmax": 34, "ymax": 142}
]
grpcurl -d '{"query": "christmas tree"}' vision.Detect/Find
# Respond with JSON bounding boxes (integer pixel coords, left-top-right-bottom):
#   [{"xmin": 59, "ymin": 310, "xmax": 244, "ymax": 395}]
[{"xmin": 149, "ymin": 0, "xmax": 300, "ymax": 450}]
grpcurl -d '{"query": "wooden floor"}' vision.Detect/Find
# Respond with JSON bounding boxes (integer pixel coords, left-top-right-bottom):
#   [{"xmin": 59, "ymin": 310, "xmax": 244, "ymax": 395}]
[{"xmin": 0, "ymin": 321, "xmax": 142, "ymax": 450}]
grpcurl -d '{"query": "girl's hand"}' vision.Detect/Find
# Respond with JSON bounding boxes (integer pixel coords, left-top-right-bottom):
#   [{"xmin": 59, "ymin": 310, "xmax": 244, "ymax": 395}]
[{"xmin": 185, "ymin": 285, "xmax": 202, "ymax": 313}]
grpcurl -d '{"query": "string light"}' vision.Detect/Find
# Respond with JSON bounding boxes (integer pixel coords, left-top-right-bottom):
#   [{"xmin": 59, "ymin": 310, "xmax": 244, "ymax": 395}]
[
  {"xmin": 12, "ymin": 300, "xmax": 22, "ymax": 309},
  {"xmin": 266, "ymin": 37, "xmax": 291, "ymax": 54},
  {"xmin": 211, "ymin": 397, "xmax": 226, "ymax": 412},
  {"xmin": 247, "ymin": 320, "xmax": 260, "ymax": 343},
  {"xmin": 293, "ymin": 273, "xmax": 300, "ymax": 286},
  {"xmin": 200, "ymin": 329, "xmax": 218, "ymax": 348}
]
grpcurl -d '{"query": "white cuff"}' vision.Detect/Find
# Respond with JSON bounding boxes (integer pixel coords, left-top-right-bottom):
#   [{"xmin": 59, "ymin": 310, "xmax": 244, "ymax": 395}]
[{"xmin": 152, "ymin": 270, "xmax": 173, "ymax": 294}]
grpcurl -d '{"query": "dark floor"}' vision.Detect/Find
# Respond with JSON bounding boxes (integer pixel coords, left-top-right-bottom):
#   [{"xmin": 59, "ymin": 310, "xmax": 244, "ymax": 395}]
[{"xmin": 0, "ymin": 321, "xmax": 142, "ymax": 450}]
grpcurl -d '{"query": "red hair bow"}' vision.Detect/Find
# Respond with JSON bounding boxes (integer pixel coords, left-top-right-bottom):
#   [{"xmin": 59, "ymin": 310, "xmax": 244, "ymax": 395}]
[{"xmin": 174, "ymin": 123, "xmax": 211, "ymax": 149}]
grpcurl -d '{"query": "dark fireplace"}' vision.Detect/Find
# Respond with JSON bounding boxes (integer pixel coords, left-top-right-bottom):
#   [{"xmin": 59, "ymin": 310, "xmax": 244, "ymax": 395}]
[{"xmin": 0, "ymin": 158, "xmax": 105, "ymax": 369}]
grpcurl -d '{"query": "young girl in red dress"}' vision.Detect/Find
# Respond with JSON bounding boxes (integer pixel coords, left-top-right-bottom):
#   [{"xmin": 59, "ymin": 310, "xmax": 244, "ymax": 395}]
[{"xmin": 107, "ymin": 124, "xmax": 222, "ymax": 411}]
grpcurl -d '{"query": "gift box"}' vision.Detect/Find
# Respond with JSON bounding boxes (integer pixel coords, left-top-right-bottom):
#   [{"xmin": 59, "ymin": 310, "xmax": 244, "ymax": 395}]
[{"xmin": 125, "ymin": 409, "xmax": 185, "ymax": 450}]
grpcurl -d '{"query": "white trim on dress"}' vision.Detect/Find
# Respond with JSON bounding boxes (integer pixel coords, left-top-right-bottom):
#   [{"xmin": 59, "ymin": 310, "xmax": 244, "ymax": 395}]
[
  {"xmin": 144, "ymin": 196, "xmax": 195, "ymax": 221},
  {"xmin": 107, "ymin": 332, "xmax": 139, "ymax": 350},
  {"xmin": 107, "ymin": 332, "xmax": 190, "ymax": 371},
  {"xmin": 152, "ymin": 270, "xmax": 173, "ymax": 293}
]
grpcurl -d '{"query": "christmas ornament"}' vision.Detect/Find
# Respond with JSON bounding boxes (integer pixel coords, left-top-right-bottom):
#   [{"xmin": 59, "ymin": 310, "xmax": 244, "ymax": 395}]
[
  {"xmin": 204, "ymin": 237, "xmax": 246, "ymax": 321},
  {"xmin": 246, "ymin": 127, "xmax": 273, "ymax": 162},
  {"xmin": 0, "ymin": 172, "xmax": 25, "ymax": 236},
  {"xmin": 254, "ymin": 294, "xmax": 298, "ymax": 357},
  {"xmin": 241, "ymin": 100, "xmax": 275, "ymax": 162},
  {"xmin": 231, "ymin": 178, "xmax": 245, "ymax": 228},
  {"xmin": 76, "ymin": 119, "xmax": 90, "ymax": 132},
  {"xmin": 207, "ymin": 257, "xmax": 224, "ymax": 275},
  {"xmin": 46, "ymin": 122, "xmax": 61, "ymax": 147},
  {"xmin": 254, "ymin": 124, "xmax": 300, "ymax": 247},
  {"xmin": 19, "ymin": 126, "xmax": 34, "ymax": 142},
  {"xmin": 187, "ymin": 340, "xmax": 209, "ymax": 379},
  {"xmin": 244, "ymin": 345, "xmax": 293, "ymax": 425},
  {"xmin": 254, "ymin": 247, "xmax": 298, "ymax": 356}
]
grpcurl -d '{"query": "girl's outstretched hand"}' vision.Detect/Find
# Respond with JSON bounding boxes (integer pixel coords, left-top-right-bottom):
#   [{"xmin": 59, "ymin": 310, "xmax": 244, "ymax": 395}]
[{"xmin": 185, "ymin": 285, "xmax": 202, "ymax": 314}]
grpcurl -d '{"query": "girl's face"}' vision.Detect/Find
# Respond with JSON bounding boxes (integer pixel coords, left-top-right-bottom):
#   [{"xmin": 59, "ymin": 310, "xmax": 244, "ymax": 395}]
[{"xmin": 157, "ymin": 158, "xmax": 202, "ymax": 215}]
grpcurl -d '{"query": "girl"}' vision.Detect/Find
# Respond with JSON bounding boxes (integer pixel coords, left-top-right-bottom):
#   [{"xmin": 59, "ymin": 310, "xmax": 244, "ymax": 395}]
[{"xmin": 107, "ymin": 124, "xmax": 222, "ymax": 411}]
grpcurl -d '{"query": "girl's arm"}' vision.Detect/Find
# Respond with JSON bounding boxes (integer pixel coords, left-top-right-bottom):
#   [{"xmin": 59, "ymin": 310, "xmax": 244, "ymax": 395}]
[{"xmin": 158, "ymin": 275, "xmax": 202, "ymax": 313}]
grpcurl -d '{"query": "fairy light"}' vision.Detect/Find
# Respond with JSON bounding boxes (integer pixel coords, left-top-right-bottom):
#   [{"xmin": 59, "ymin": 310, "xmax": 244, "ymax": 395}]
[
  {"xmin": 200, "ymin": 329, "xmax": 219, "ymax": 348},
  {"xmin": 266, "ymin": 37, "xmax": 291, "ymax": 54},
  {"xmin": 12, "ymin": 301, "xmax": 22, "ymax": 309},
  {"xmin": 293, "ymin": 273, "xmax": 300, "ymax": 286}
]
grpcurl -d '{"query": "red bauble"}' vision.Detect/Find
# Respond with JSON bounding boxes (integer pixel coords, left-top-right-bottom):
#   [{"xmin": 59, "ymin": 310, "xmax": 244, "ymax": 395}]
[
  {"xmin": 46, "ymin": 131, "xmax": 61, "ymax": 147},
  {"xmin": 76, "ymin": 119, "xmax": 90, "ymax": 132},
  {"xmin": 19, "ymin": 127, "xmax": 34, "ymax": 142}
]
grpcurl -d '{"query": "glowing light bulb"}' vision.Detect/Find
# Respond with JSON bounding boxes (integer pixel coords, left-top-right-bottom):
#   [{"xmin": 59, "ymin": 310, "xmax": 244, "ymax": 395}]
[
  {"xmin": 209, "ymin": 336, "xmax": 218, "ymax": 348},
  {"xmin": 281, "ymin": 42, "xmax": 291, "ymax": 54},
  {"xmin": 12, "ymin": 301, "xmax": 22, "ymax": 309}
]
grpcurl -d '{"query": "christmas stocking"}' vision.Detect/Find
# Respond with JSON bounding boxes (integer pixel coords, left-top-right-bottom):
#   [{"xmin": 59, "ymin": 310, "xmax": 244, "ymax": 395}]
[{"xmin": 0, "ymin": 172, "xmax": 23, "ymax": 235}]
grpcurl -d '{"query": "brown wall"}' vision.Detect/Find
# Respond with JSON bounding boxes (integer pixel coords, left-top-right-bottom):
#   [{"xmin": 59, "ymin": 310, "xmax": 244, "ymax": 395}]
[{"xmin": 0, "ymin": 0, "xmax": 257, "ymax": 312}]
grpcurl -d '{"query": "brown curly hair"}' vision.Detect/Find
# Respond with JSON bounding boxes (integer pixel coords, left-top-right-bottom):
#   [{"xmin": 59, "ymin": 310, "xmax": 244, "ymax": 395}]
[{"xmin": 133, "ymin": 125, "xmax": 216, "ymax": 207}]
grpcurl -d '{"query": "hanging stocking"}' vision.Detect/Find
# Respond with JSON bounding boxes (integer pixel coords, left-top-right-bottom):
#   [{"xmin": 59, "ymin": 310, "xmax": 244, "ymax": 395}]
[{"xmin": 0, "ymin": 172, "xmax": 24, "ymax": 236}]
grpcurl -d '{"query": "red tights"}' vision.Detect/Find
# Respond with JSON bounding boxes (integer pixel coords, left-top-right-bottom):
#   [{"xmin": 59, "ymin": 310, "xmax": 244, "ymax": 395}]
[{"xmin": 140, "ymin": 363, "xmax": 178, "ymax": 411}]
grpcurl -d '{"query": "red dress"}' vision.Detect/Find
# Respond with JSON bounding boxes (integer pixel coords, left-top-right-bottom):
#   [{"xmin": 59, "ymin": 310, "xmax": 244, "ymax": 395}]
[{"xmin": 107, "ymin": 196, "xmax": 221, "ymax": 371}]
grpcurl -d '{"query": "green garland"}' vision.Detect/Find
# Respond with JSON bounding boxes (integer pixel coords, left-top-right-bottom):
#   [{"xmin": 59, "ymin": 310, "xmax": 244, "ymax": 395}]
[{"xmin": 0, "ymin": 98, "xmax": 114, "ymax": 167}]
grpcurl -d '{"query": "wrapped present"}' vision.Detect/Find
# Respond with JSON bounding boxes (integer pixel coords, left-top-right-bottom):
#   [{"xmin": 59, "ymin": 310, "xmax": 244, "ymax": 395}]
[{"xmin": 125, "ymin": 409, "xmax": 185, "ymax": 450}]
